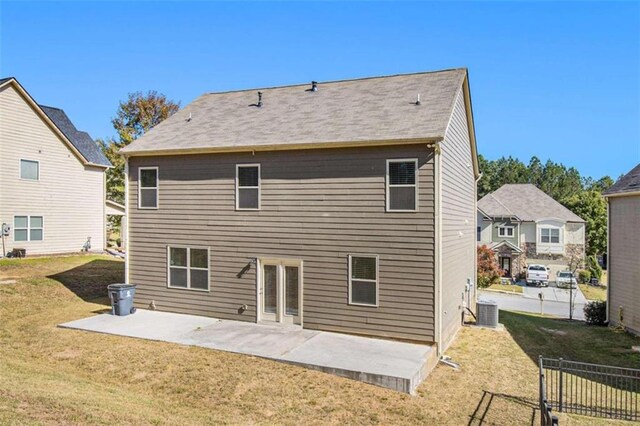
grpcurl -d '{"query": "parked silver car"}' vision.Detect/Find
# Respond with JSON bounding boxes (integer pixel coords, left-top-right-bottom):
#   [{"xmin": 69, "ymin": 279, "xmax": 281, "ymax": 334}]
[{"xmin": 556, "ymin": 271, "xmax": 578, "ymax": 289}]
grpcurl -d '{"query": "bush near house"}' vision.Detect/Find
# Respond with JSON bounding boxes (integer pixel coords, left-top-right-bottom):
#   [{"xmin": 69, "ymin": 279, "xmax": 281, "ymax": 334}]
[
  {"xmin": 584, "ymin": 301, "xmax": 607, "ymax": 326},
  {"xmin": 578, "ymin": 269, "xmax": 592, "ymax": 284},
  {"xmin": 477, "ymin": 245, "xmax": 504, "ymax": 288}
]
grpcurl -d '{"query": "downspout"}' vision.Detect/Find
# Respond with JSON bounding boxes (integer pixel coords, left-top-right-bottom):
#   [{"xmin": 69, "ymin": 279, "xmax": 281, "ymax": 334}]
[
  {"xmin": 124, "ymin": 156, "xmax": 130, "ymax": 284},
  {"xmin": 605, "ymin": 197, "xmax": 611, "ymax": 323},
  {"xmin": 433, "ymin": 142, "xmax": 443, "ymax": 356},
  {"xmin": 473, "ymin": 172, "xmax": 483, "ymax": 310}
]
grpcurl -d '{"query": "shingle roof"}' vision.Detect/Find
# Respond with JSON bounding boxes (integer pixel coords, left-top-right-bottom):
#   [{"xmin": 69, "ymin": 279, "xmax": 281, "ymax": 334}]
[
  {"xmin": 478, "ymin": 184, "xmax": 584, "ymax": 222},
  {"xmin": 603, "ymin": 163, "xmax": 640, "ymax": 196},
  {"xmin": 120, "ymin": 68, "xmax": 467, "ymax": 154},
  {"xmin": 40, "ymin": 106, "xmax": 111, "ymax": 167}
]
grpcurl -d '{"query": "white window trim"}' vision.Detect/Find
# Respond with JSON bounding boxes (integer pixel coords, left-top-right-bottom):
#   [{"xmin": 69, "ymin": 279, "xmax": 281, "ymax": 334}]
[
  {"xmin": 539, "ymin": 227, "xmax": 561, "ymax": 244},
  {"xmin": 386, "ymin": 158, "xmax": 419, "ymax": 212},
  {"xmin": 498, "ymin": 226, "xmax": 515, "ymax": 238},
  {"xmin": 138, "ymin": 166, "xmax": 159, "ymax": 210},
  {"xmin": 14, "ymin": 215, "xmax": 44, "ymax": 242},
  {"xmin": 348, "ymin": 254, "xmax": 379, "ymax": 307},
  {"xmin": 19, "ymin": 158, "xmax": 40, "ymax": 181},
  {"xmin": 235, "ymin": 163, "xmax": 261, "ymax": 211},
  {"xmin": 166, "ymin": 245, "xmax": 210, "ymax": 292}
]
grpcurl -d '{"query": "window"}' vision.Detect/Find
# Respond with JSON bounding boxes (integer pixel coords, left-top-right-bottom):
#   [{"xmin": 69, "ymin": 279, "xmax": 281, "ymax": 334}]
[
  {"xmin": 348, "ymin": 255, "xmax": 378, "ymax": 306},
  {"xmin": 167, "ymin": 246, "xmax": 209, "ymax": 291},
  {"xmin": 20, "ymin": 159, "xmax": 39, "ymax": 180},
  {"xmin": 498, "ymin": 226, "xmax": 514, "ymax": 237},
  {"xmin": 386, "ymin": 159, "xmax": 418, "ymax": 211},
  {"xmin": 14, "ymin": 216, "xmax": 43, "ymax": 241},
  {"xmin": 477, "ymin": 226, "xmax": 482, "ymax": 242},
  {"xmin": 541, "ymin": 228, "xmax": 560, "ymax": 244},
  {"xmin": 236, "ymin": 164, "xmax": 260, "ymax": 210},
  {"xmin": 139, "ymin": 167, "xmax": 158, "ymax": 209}
]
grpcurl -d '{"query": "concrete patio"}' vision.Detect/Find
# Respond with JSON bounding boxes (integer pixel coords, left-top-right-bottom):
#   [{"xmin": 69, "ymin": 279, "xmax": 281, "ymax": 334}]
[{"xmin": 59, "ymin": 310, "xmax": 436, "ymax": 394}]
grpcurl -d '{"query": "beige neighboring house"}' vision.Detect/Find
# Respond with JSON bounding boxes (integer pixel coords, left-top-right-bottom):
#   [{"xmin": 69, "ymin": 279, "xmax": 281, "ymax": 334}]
[
  {"xmin": 119, "ymin": 68, "xmax": 479, "ymax": 355},
  {"xmin": 0, "ymin": 77, "xmax": 112, "ymax": 256},
  {"xmin": 477, "ymin": 184, "xmax": 585, "ymax": 280},
  {"xmin": 603, "ymin": 163, "xmax": 640, "ymax": 335}
]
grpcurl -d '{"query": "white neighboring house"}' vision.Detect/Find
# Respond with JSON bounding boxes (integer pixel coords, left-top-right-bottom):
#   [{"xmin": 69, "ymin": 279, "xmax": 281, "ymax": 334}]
[
  {"xmin": 477, "ymin": 184, "xmax": 586, "ymax": 280},
  {"xmin": 0, "ymin": 77, "xmax": 112, "ymax": 256}
]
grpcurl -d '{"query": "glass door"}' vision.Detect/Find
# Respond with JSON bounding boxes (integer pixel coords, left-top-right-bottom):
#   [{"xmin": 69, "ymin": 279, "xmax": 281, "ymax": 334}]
[{"xmin": 260, "ymin": 259, "xmax": 302, "ymax": 325}]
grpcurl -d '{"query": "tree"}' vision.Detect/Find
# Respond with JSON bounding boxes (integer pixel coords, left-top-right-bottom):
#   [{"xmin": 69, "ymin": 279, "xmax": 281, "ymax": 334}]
[
  {"xmin": 564, "ymin": 190, "xmax": 607, "ymax": 256},
  {"xmin": 101, "ymin": 91, "xmax": 180, "ymax": 203},
  {"xmin": 477, "ymin": 245, "xmax": 504, "ymax": 288}
]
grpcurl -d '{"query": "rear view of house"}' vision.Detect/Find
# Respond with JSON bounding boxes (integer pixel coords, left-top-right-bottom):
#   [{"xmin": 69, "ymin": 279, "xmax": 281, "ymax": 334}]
[
  {"xmin": 0, "ymin": 77, "xmax": 111, "ymax": 256},
  {"xmin": 604, "ymin": 164, "xmax": 640, "ymax": 335},
  {"xmin": 120, "ymin": 68, "xmax": 479, "ymax": 354}
]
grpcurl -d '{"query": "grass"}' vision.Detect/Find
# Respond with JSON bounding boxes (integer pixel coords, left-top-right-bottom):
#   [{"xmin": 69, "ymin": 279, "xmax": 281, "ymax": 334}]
[
  {"xmin": 579, "ymin": 284, "xmax": 607, "ymax": 301},
  {"xmin": 487, "ymin": 283, "xmax": 524, "ymax": 294},
  {"xmin": 1, "ymin": 255, "xmax": 638, "ymax": 425}
]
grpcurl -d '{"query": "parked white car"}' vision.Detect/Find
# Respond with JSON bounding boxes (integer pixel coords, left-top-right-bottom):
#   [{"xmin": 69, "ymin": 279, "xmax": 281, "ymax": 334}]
[
  {"xmin": 526, "ymin": 264, "xmax": 550, "ymax": 287},
  {"xmin": 556, "ymin": 271, "xmax": 578, "ymax": 289}
]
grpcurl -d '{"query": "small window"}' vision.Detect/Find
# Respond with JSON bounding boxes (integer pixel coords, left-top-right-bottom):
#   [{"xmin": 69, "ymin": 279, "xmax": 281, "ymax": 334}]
[
  {"xmin": 139, "ymin": 167, "xmax": 158, "ymax": 209},
  {"xmin": 541, "ymin": 228, "xmax": 560, "ymax": 244},
  {"xmin": 498, "ymin": 227, "xmax": 514, "ymax": 237},
  {"xmin": 20, "ymin": 159, "xmax": 39, "ymax": 180},
  {"xmin": 236, "ymin": 164, "xmax": 260, "ymax": 210},
  {"xmin": 348, "ymin": 255, "xmax": 378, "ymax": 306},
  {"xmin": 477, "ymin": 226, "xmax": 481, "ymax": 242},
  {"xmin": 387, "ymin": 159, "xmax": 418, "ymax": 211},
  {"xmin": 168, "ymin": 246, "xmax": 209, "ymax": 291},
  {"xmin": 14, "ymin": 216, "xmax": 43, "ymax": 241}
]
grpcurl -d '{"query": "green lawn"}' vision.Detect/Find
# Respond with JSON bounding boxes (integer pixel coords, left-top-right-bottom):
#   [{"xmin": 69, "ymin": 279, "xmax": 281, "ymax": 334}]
[
  {"xmin": 580, "ymin": 284, "xmax": 607, "ymax": 301},
  {"xmin": 487, "ymin": 283, "xmax": 524, "ymax": 294},
  {"xmin": 1, "ymin": 255, "xmax": 638, "ymax": 425}
]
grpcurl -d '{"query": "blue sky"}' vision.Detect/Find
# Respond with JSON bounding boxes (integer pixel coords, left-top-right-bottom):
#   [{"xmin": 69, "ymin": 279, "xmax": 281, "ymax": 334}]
[{"xmin": 1, "ymin": 1, "xmax": 638, "ymax": 179}]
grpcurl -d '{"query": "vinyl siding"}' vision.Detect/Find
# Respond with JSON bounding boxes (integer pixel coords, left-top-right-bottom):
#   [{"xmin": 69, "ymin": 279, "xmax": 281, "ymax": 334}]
[
  {"xmin": 128, "ymin": 144, "xmax": 436, "ymax": 342},
  {"xmin": 608, "ymin": 195, "xmax": 640, "ymax": 335},
  {"xmin": 491, "ymin": 219, "xmax": 519, "ymax": 245},
  {"xmin": 0, "ymin": 84, "xmax": 105, "ymax": 255},
  {"xmin": 439, "ymin": 89, "xmax": 476, "ymax": 350}
]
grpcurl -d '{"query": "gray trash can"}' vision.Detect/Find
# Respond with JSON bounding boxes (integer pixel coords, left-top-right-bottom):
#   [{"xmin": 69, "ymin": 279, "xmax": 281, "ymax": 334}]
[{"xmin": 107, "ymin": 283, "xmax": 137, "ymax": 316}]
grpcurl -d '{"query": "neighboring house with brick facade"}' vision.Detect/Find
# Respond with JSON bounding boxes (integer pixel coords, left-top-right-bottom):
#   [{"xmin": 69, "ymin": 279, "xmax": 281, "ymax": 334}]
[
  {"xmin": 603, "ymin": 163, "xmax": 640, "ymax": 336},
  {"xmin": 477, "ymin": 184, "xmax": 585, "ymax": 280}
]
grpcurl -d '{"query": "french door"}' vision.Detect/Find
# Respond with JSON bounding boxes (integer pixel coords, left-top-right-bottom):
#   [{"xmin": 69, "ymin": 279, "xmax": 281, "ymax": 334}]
[{"xmin": 259, "ymin": 259, "xmax": 302, "ymax": 325}]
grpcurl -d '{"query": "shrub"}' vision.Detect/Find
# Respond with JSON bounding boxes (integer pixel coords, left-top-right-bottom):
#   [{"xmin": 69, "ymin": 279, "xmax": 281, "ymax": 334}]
[
  {"xmin": 477, "ymin": 245, "xmax": 504, "ymax": 288},
  {"xmin": 587, "ymin": 255, "xmax": 603, "ymax": 281},
  {"xmin": 584, "ymin": 301, "xmax": 607, "ymax": 326},
  {"xmin": 578, "ymin": 269, "xmax": 591, "ymax": 284}
]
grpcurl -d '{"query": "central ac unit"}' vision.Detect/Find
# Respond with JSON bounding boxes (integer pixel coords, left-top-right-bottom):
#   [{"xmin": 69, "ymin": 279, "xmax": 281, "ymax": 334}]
[{"xmin": 476, "ymin": 299, "xmax": 499, "ymax": 328}]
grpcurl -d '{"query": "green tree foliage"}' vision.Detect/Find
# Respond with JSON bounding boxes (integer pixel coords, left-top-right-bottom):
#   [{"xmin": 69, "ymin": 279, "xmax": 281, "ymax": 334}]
[
  {"xmin": 101, "ymin": 91, "xmax": 180, "ymax": 203},
  {"xmin": 564, "ymin": 190, "xmax": 608, "ymax": 256}
]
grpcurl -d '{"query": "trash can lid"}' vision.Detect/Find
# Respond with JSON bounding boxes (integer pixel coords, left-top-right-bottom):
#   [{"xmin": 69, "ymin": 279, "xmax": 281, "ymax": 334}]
[{"xmin": 107, "ymin": 283, "xmax": 136, "ymax": 290}]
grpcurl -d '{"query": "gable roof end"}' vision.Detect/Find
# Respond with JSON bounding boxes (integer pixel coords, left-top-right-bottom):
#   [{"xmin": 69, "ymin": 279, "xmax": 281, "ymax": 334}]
[
  {"xmin": 120, "ymin": 68, "xmax": 468, "ymax": 156},
  {"xmin": 0, "ymin": 77, "xmax": 111, "ymax": 168},
  {"xmin": 603, "ymin": 163, "xmax": 640, "ymax": 197}
]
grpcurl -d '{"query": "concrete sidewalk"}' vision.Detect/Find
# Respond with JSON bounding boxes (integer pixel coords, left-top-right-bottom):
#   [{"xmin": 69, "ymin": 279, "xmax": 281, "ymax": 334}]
[{"xmin": 59, "ymin": 310, "xmax": 436, "ymax": 394}]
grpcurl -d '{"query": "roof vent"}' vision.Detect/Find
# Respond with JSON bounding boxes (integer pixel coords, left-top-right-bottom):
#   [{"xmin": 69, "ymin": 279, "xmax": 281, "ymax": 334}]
[
  {"xmin": 257, "ymin": 91, "xmax": 263, "ymax": 108},
  {"xmin": 311, "ymin": 81, "xmax": 318, "ymax": 92}
]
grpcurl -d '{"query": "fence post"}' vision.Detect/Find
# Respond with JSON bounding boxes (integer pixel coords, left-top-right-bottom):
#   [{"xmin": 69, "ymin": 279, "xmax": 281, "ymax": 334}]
[{"xmin": 558, "ymin": 358, "xmax": 564, "ymax": 412}]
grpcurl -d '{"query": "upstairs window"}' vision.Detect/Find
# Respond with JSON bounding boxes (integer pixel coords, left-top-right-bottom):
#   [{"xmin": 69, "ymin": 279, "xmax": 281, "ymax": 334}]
[
  {"xmin": 236, "ymin": 164, "xmax": 260, "ymax": 210},
  {"xmin": 139, "ymin": 167, "xmax": 158, "ymax": 209},
  {"xmin": 387, "ymin": 159, "xmax": 418, "ymax": 211},
  {"xmin": 498, "ymin": 226, "xmax": 514, "ymax": 237},
  {"xmin": 14, "ymin": 216, "xmax": 43, "ymax": 241},
  {"xmin": 168, "ymin": 246, "xmax": 210, "ymax": 291},
  {"xmin": 477, "ymin": 226, "xmax": 482, "ymax": 242},
  {"xmin": 348, "ymin": 255, "xmax": 379, "ymax": 307},
  {"xmin": 541, "ymin": 228, "xmax": 560, "ymax": 244},
  {"xmin": 20, "ymin": 159, "xmax": 39, "ymax": 180}
]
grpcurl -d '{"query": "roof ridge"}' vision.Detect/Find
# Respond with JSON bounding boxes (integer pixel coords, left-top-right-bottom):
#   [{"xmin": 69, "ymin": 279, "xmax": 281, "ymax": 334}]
[
  {"xmin": 204, "ymin": 68, "xmax": 467, "ymax": 96},
  {"xmin": 488, "ymin": 192, "xmax": 516, "ymax": 217}
]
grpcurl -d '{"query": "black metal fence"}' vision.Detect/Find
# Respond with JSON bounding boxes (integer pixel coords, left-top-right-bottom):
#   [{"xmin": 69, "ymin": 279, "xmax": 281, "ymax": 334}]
[
  {"xmin": 539, "ymin": 357, "xmax": 559, "ymax": 425},
  {"xmin": 539, "ymin": 356, "xmax": 640, "ymax": 422}
]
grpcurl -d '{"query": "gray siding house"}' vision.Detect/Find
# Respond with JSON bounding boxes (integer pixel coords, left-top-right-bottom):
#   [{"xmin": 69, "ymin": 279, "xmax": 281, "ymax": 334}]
[
  {"xmin": 477, "ymin": 184, "xmax": 585, "ymax": 280},
  {"xmin": 0, "ymin": 77, "xmax": 111, "ymax": 256},
  {"xmin": 120, "ymin": 69, "xmax": 479, "ymax": 353},
  {"xmin": 604, "ymin": 164, "xmax": 640, "ymax": 336}
]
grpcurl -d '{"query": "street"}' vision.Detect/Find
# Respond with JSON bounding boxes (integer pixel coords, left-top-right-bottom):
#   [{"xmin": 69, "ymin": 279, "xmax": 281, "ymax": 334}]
[{"xmin": 478, "ymin": 289, "xmax": 586, "ymax": 320}]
